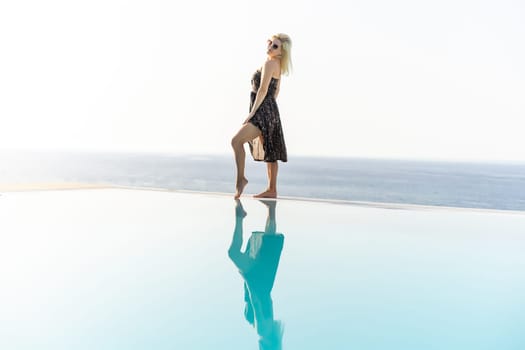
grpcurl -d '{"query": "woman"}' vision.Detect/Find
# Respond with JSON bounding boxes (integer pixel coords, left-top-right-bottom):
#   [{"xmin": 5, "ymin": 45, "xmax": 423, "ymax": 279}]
[
  {"xmin": 228, "ymin": 199, "xmax": 285, "ymax": 350},
  {"xmin": 231, "ymin": 33, "xmax": 292, "ymax": 199}
]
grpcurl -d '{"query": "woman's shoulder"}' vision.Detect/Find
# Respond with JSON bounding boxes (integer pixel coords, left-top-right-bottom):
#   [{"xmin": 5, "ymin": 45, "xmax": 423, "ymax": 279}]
[
  {"xmin": 259, "ymin": 60, "xmax": 281, "ymax": 79},
  {"xmin": 263, "ymin": 59, "xmax": 280, "ymax": 70}
]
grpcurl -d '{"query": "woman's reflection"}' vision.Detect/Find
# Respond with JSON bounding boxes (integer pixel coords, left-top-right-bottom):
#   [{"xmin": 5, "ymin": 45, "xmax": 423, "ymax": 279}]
[{"xmin": 228, "ymin": 199, "xmax": 285, "ymax": 350}]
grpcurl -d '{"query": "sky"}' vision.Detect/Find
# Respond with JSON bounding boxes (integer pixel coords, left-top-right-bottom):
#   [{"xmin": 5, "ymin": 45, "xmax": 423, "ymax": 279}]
[{"xmin": 1, "ymin": 0, "xmax": 524, "ymax": 162}]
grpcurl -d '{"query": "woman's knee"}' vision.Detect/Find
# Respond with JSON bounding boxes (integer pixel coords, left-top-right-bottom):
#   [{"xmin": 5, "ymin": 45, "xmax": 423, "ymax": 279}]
[
  {"xmin": 231, "ymin": 135, "xmax": 241, "ymax": 148},
  {"xmin": 232, "ymin": 134, "xmax": 249, "ymax": 149},
  {"xmin": 228, "ymin": 247, "xmax": 241, "ymax": 260}
]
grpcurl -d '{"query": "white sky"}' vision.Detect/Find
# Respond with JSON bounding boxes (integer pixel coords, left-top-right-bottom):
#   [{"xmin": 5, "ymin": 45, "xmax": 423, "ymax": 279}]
[{"xmin": 1, "ymin": 0, "xmax": 524, "ymax": 162}]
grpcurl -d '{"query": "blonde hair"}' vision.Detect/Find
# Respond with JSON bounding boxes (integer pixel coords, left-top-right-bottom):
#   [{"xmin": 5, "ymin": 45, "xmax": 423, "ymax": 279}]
[{"xmin": 273, "ymin": 33, "xmax": 293, "ymax": 76}]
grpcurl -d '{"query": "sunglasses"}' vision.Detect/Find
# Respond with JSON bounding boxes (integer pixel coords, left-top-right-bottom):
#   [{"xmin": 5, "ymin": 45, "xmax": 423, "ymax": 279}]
[{"xmin": 267, "ymin": 40, "xmax": 279, "ymax": 50}]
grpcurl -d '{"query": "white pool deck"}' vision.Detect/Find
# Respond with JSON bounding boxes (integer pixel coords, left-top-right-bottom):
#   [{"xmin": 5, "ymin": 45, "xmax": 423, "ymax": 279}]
[{"xmin": 1, "ymin": 186, "xmax": 524, "ymax": 349}]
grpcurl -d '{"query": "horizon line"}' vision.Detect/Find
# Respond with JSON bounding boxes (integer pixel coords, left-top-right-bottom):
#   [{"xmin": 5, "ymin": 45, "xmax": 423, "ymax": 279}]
[{"xmin": 2, "ymin": 147, "xmax": 525, "ymax": 165}]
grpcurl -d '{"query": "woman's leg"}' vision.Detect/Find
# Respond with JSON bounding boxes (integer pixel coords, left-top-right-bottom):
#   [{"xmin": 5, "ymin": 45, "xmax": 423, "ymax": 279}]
[
  {"xmin": 254, "ymin": 162, "xmax": 278, "ymax": 198},
  {"xmin": 268, "ymin": 161, "xmax": 278, "ymax": 193},
  {"xmin": 228, "ymin": 200, "xmax": 252, "ymax": 271},
  {"xmin": 231, "ymin": 123, "xmax": 261, "ymax": 199},
  {"xmin": 258, "ymin": 199, "xmax": 277, "ymax": 234}
]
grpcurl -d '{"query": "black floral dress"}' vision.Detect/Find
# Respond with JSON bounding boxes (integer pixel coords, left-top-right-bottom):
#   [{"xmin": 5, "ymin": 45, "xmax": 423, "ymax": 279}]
[{"xmin": 248, "ymin": 70, "xmax": 288, "ymax": 162}]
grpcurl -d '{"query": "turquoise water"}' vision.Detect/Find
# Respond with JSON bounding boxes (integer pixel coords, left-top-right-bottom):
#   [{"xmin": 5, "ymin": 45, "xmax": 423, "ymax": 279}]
[{"xmin": 1, "ymin": 189, "xmax": 524, "ymax": 349}]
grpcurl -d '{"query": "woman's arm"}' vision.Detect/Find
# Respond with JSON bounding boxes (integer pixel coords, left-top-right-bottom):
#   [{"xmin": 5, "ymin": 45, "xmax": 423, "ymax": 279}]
[{"xmin": 243, "ymin": 60, "xmax": 279, "ymax": 124}]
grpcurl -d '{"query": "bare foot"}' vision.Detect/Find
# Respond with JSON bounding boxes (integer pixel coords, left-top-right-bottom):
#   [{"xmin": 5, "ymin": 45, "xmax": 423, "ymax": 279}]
[
  {"xmin": 235, "ymin": 199, "xmax": 247, "ymax": 218},
  {"xmin": 258, "ymin": 199, "xmax": 277, "ymax": 210},
  {"xmin": 253, "ymin": 190, "xmax": 277, "ymax": 198},
  {"xmin": 234, "ymin": 178, "xmax": 248, "ymax": 199}
]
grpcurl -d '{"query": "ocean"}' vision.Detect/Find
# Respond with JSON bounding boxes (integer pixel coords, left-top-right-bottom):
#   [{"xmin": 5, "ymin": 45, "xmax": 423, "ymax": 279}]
[{"xmin": 1, "ymin": 150, "xmax": 525, "ymax": 211}]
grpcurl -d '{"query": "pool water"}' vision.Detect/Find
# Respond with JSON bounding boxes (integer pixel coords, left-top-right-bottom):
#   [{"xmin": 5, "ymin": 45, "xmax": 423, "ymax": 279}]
[{"xmin": 1, "ymin": 189, "xmax": 524, "ymax": 349}]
